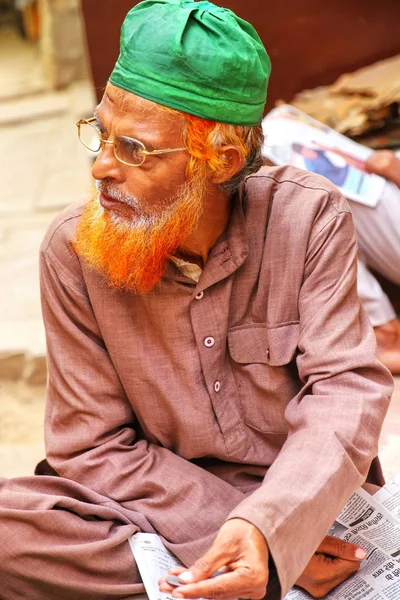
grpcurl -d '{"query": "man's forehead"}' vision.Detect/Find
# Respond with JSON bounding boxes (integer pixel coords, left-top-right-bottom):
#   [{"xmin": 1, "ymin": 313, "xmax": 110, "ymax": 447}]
[
  {"xmin": 97, "ymin": 83, "xmax": 184, "ymax": 139},
  {"xmin": 100, "ymin": 84, "xmax": 177, "ymax": 121}
]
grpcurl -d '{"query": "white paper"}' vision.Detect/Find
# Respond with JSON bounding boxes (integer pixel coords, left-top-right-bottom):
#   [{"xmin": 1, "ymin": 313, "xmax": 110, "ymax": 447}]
[
  {"xmin": 262, "ymin": 105, "xmax": 386, "ymax": 207},
  {"xmin": 284, "ymin": 474, "xmax": 400, "ymax": 600},
  {"xmin": 374, "ymin": 475, "xmax": 400, "ymax": 522},
  {"xmin": 129, "ymin": 533, "xmax": 184, "ymax": 600}
]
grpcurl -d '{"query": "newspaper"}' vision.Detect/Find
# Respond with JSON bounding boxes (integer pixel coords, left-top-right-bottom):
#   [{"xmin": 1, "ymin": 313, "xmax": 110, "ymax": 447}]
[
  {"xmin": 284, "ymin": 476, "xmax": 400, "ymax": 600},
  {"xmin": 262, "ymin": 105, "xmax": 386, "ymax": 207},
  {"xmin": 374, "ymin": 475, "xmax": 400, "ymax": 525},
  {"xmin": 129, "ymin": 533, "xmax": 184, "ymax": 600},
  {"xmin": 130, "ymin": 477, "xmax": 400, "ymax": 600}
]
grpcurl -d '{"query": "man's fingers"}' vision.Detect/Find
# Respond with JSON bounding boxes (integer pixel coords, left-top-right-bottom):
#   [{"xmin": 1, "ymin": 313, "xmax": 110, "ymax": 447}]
[
  {"xmin": 320, "ymin": 557, "xmax": 361, "ymax": 579},
  {"xmin": 172, "ymin": 519, "xmax": 270, "ymax": 597},
  {"xmin": 169, "ymin": 566, "xmax": 187, "ymax": 576},
  {"xmin": 158, "ymin": 566, "xmax": 187, "ymax": 593},
  {"xmin": 158, "ymin": 581, "xmax": 176, "ymax": 594},
  {"xmin": 317, "ymin": 536, "xmax": 367, "ymax": 562},
  {"xmin": 297, "ymin": 554, "xmax": 361, "ymax": 598},
  {"xmin": 171, "ymin": 569, "xmax": 267, "ymax": 600},
  {"xmin": 178, "ymin": 540, "xmax": 236, "ymax": 583},
  {"xmin": 307, "ymin": 564, "xmax": 360, "ymax": 598}
]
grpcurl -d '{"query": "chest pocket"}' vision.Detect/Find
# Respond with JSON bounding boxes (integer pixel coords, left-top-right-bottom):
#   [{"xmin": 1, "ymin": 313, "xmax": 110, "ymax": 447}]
[{"xmin": 227, "ymin": 323, "xmax": 301, "ymax": 433}]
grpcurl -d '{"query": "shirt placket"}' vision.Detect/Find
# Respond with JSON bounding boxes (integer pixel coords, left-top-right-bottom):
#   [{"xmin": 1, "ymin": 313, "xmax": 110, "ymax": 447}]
[{"xmin": 189, "ymin": 248, "xmax": 251, "ymax": 459}]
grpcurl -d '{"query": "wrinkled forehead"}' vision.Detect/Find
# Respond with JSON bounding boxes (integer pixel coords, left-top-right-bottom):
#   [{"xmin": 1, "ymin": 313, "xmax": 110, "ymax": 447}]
[
  {"xmin": 100, "ymin": 83, "xmax": 186, "ymax": 125},
  {"xmin": 97, "ymin": 83, "xmax": 186, "ymax": 142}
]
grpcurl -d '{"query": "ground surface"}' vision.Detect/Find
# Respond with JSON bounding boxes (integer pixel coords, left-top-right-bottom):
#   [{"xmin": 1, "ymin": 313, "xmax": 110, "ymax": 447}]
[{"xmin": 0, "ymin": 24, "xmax": 93, "ymax": 381}]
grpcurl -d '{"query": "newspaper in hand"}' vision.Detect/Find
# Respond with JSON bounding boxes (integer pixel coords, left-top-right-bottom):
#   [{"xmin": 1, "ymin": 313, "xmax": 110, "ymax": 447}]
[
  {"xmin": 284, "ymin": 474, "xmax": 400, "ymax": 600},
  {"xmin": 129, "ymin": 533, "xmax": 184, "ymax": 600},
  {"xmin": 129, "ymin": 477, "xmax": 400, "ymax": 600},
  {"xmin": 129, "ymin": 534, "xmax": 234, "ymax": 600},
  {"xmin": 262, "ymin": 105, "xmax": 386, "ymax": 207}
]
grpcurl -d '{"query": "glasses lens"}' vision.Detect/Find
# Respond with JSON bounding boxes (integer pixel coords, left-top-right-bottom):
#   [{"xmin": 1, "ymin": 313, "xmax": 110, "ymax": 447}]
[
  {"xmin": 115, "ymin": 136, "xmax": 146, "ymax": 166},
  {"xmin": 79, "ymin": 121, "xmax": 101, "ymax": 152}
]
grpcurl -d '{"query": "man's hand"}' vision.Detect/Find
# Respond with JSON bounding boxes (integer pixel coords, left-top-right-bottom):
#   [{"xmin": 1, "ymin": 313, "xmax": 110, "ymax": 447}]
[
  {"xmin": 365, "ymin": 150, "xmax": 400, "ymax": 186},
  {"xmin": 296, "ymin": 536, "xmax": 367, "ymax": 598},
  {"xmin": 158, "ymin": 518, "xmax": 269, "ymax": 599}
]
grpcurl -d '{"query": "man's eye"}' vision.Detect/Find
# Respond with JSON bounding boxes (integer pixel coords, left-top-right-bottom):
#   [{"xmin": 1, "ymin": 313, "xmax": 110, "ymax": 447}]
[
  {"xmin": 98, "ymin": 125, "xmax": 107, "ymax": 136},
  {"xmin": 121, "ymin": 138, "xmax": 141, "ymax": 151},
  {"xmin": 94, "ymin": 120, "xmax": 107, "ymax": 136},
  {"xmin": 117, "ymin": 137, "xmax": 144, "ymax": 165}
]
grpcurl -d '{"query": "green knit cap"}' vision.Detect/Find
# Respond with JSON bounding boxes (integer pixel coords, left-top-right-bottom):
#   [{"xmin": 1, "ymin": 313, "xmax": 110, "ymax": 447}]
[{"xmin": 109, "ymin": 0, "xmax": 271, "ymax": 126}]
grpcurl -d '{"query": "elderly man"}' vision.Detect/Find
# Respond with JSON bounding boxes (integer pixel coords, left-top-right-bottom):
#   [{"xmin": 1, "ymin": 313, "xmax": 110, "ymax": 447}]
[{"xmin": 0, "ymin": 1, "xmax": 393, "ymax": 599}]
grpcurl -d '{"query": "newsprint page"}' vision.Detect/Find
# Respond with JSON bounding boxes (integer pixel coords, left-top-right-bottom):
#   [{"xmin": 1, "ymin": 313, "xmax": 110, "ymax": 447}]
[
  {"xmin": 129, "ymin": 475, "xmax": 400, "ymax": 600},
  {"xmin": 261, "ymin": 104, "xmax": 386, "ymax": 208},
  {"xmin": 285, "ymin": 475, "xmax": 400, "ymax": 600}
]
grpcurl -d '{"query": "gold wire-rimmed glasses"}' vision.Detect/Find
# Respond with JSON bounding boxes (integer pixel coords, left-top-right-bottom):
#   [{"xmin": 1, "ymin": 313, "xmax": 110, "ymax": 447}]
[{"xmin": 76, "ymin": 117, "xmax": 187, "ymax": 167}]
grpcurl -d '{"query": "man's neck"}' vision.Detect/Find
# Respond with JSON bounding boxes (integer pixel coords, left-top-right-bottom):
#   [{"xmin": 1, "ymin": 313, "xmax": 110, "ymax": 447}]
[{"xmin": 177, "ymin": 187, "xmax": 232, "ymax": 268}]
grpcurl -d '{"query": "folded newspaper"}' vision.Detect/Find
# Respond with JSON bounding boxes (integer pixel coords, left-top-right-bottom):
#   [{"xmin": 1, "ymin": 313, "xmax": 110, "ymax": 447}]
[
  {"xmin": 285, "ymin": 474, "xmax": 400, "ymax": 600},
  {"xmin": 262, "ymin": 105, "xmax": 386, "ymax": 208},
  {"xmin": 129, "ymin": 533, "xmax": 184, "ymax": 600},
  {"xmin": 129, "ymin": 474, "xmax": 400, "ymax": 600}
]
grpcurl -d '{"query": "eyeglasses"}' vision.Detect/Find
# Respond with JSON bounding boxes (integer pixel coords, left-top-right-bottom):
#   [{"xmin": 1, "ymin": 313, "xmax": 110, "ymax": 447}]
[{"xmin": 76, "ymin": 117, "xmax": 186, "ymax": 167}]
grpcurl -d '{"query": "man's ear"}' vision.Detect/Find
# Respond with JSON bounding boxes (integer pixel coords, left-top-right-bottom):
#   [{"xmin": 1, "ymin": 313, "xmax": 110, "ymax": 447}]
[{"xmin": 211, "ymin": 145, "xmax": 245, "ymax": 184}]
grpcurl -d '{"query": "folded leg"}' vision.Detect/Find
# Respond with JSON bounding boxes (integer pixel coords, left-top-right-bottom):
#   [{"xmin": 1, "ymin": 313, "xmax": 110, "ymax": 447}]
[
  {"xmin": 0, "ymin": 476, "xmax": 144, "ymax": 600},
  {"xmin": 350, "ymin": 181, "xmax": 400, "ymax": 287},
  {"xmin": 357, "ymin": 258, "xmax": 396, "ymax": 326}
]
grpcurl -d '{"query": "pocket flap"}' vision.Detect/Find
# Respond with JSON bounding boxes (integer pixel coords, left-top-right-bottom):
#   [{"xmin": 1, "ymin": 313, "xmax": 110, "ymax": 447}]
[{"xmin": 228, "ymin": 323, "xmax": 300, "ymax": 366}]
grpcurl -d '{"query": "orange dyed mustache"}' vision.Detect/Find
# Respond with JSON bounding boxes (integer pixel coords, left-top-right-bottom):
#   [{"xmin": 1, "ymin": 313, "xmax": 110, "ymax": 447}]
[{"xmin": 73, "ymin": 183, "xmax": 205, "ymax": 294}]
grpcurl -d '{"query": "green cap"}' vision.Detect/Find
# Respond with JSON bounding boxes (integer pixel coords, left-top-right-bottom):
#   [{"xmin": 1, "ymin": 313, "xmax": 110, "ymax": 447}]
[{"xmin": 109, "ymin": 0, "xmax": 271, "ymax": 126}]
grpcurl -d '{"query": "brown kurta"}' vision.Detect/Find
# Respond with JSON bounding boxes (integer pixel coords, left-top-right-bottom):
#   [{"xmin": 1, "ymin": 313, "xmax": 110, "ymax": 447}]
[{"xmin": 0, "ymin": 165, "xmax": 393, "ymax": 599}]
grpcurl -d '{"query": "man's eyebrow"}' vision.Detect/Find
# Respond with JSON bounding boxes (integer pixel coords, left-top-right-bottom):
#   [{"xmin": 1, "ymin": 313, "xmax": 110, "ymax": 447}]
[{"xmin": 92, "ymin": 110, "xmax": 155, "ymax": 149}]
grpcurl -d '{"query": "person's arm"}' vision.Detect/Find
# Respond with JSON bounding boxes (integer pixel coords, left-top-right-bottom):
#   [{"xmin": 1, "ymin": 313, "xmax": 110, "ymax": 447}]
[
  {"xmin": 159, "ymin": 533, "xmax": 366, "ymax": 599},
  {"xmin": 227, "ymin": 195, "xmax": 392, "ymax": 595},
  {"xmin": 40, "ymin": 232, "xmax": 245, "ymax": 566},
  {"xmin": 365, "ymin": 150, "xmax": 400, "ymax": 187},
  {"xmin": 169, "ymin": 189, "xmax": 392, "ymax": 599}
]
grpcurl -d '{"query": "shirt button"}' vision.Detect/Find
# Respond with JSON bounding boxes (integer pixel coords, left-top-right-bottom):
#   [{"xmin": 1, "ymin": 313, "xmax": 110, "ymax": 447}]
[
  {"xmin": 195, "ymin": 291, "xmax": 204, "ymax": 300},
  {"xmin": 204, "ymin": 336, "xmax": 215, "ymax": 348},
  {"xmin": 214, "ymin": 380, "xmax": 221, "ymax": 393}
]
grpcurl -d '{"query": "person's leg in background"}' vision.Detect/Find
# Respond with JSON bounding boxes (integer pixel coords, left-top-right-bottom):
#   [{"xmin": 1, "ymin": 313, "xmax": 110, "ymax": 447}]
[
  {"xmin": 357, "ymin": 258, "xmax": 400, "ymax": 373},
  {"xmin": 357, "ymin": 258, "xmax": 396, "ymax": 326},
  {"xmin": 350, "ymin": 180, "xmax": 400, "ymax": 374}
]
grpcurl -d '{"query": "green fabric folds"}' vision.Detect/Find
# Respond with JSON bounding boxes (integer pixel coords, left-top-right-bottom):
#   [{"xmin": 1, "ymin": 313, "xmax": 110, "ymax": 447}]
[{"xmin": 109, "ymin": 0, "xmax": 271, "ymax": 125}]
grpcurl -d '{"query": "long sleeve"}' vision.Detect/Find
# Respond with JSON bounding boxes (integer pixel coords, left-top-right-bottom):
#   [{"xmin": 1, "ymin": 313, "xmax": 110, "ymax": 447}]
[
  {"xmin": 228, "ymin": 199, "xmax": 393, "ymax": 596},
  {"xmin": 40, "ymin": 241, "xmax": 244, "ymax": 567}
]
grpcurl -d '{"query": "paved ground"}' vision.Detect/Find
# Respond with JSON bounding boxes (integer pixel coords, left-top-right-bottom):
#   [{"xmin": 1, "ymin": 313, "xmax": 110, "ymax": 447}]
[
  {"xmin": 0, "ymin": 23, "xmax": 399, "ymax": 486},
  {"xmin": 0, "ymin": 24, "xmax": 94, "ymax": 383}
]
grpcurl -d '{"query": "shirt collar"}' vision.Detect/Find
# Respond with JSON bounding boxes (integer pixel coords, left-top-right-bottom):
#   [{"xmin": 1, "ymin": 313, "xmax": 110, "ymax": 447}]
[{"xmin": 163, "ymin": 185, "xmax": 249, "ymax": 289}]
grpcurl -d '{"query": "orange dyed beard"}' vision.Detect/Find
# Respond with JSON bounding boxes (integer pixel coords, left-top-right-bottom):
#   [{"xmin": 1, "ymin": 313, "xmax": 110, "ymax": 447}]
[{"xmin": 73, "ymin": 175, "xmax": 206, "ymax": 294}]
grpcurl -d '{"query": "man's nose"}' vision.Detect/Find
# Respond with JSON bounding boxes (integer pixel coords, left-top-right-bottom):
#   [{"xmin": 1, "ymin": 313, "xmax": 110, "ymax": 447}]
[{"xmin": 91, "ymin": 142, "xmax": 124, "ymax": 182}]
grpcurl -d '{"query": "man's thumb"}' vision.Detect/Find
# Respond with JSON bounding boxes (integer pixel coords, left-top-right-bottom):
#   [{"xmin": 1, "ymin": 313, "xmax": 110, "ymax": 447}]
[{"xmin": 319, "ymin": 536, "xmax": 367, "ymax": 562}]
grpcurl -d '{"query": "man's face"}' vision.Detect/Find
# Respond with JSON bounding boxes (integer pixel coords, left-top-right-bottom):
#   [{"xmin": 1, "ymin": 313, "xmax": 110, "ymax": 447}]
[
  {"xmin": 92, "ymin": 82, "xmax": 190, "ymax": 219},
  {"xmin": 74, "ymin": 83, "xmax": 208, "ymax": 293}
]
